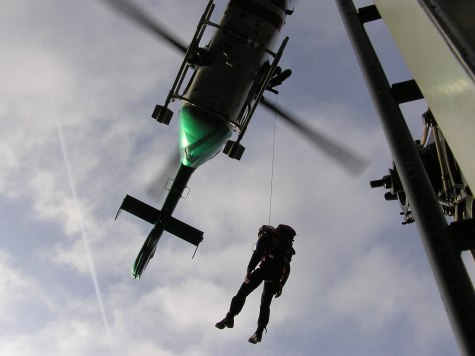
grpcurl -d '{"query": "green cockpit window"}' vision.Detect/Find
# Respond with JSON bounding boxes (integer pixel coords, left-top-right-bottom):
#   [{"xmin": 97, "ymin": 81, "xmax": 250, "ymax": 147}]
[{"xmin": 178, "ymin": 106, "xmax": 233, "ymax": 168}]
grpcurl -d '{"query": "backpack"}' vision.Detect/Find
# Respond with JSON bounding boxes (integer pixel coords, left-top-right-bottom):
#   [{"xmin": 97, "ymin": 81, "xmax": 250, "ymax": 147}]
[{"xmin": 269, "ymin": 225, "xmax": 296, "ymax": 264}]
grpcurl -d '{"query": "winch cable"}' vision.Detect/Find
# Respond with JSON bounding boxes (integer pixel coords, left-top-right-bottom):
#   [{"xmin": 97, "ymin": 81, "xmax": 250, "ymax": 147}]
[{"xmin": 268, "ymin": 95, "xmax": 278, "ymax": 225}]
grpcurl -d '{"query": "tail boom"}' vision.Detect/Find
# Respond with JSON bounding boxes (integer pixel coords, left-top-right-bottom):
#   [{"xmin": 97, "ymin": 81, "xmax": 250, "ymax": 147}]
[{"xmin": 116, "ymin": 164, "xmax": 203, "ymax": 279}]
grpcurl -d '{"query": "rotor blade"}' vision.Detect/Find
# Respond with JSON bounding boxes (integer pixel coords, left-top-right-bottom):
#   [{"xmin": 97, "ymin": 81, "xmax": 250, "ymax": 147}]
[
  {"xmin": 101, "ymin": 0, "xmax": 187, "ymax": 53},
  {"xmin": 260, "ymin": 97, "xmax": 370, "ymax": 176}
]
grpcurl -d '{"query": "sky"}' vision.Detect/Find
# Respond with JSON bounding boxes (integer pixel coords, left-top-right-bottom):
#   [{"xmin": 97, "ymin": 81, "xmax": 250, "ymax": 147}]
[{"xmin": 1, "ymin": 0, "xmax": 474, "ymax": 355}]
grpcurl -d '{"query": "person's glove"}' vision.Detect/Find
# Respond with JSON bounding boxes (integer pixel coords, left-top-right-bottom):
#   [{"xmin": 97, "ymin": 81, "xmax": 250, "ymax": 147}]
[{"xmin": 274, "ymin": 284, "xmax": 283, "ymax": 298}]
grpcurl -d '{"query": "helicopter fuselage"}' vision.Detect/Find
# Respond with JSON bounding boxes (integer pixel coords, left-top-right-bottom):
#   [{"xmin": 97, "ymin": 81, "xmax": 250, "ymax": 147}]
[{"xmin": 178, "ymin": 0, "xmax": 288, "ymax": 168}]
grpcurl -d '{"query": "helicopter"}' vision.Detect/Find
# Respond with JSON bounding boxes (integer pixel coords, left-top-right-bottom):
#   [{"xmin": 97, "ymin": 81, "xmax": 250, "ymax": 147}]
[{"xmin": 107, "ymin": 0, "xmax": 367, "ymax": 279}]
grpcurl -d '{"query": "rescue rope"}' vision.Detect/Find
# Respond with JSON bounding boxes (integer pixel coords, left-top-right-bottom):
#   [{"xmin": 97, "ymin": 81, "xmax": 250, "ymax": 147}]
[{"xmin": 268, "ymin": 96, "xmax": 278, "ymax": 225}]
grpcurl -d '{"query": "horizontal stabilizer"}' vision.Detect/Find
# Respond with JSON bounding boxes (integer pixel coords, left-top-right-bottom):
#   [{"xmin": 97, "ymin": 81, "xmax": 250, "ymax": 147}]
[
  {"xmin": 117, "ymin": 194, "xmax": 159, "ymax": 224},
  {"xmin": 117, "ymin": 195, "xmax": 204, "ymax": 247},
  {"xmin": 164, "ymin": 215, "xmax": 203, "ymax": 247}
]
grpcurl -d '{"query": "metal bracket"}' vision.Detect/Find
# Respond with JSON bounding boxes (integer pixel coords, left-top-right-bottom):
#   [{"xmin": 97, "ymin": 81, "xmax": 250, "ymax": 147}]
[
  {"xmin": 223, "ymin": 140, "xmax": 245, "ymax": 160},
  {"xmin": 151, "ymin": 0, "xmax": 216, "ymax": 124},
  {"xmin": 225, "ymin": 36, "xmax": 289, "ymax": 157}
]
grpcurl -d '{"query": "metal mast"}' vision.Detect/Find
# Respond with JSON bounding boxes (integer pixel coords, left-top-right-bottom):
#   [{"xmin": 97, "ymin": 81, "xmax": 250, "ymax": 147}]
[{"xmin": 335, "ymin": 1, "xmax": 475, "ymax": 354}]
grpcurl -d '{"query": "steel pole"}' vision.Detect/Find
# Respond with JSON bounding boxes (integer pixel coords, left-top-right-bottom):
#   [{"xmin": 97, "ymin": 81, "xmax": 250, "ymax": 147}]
[{"xmin": 335, "ymin": 1, "xmax": 475, "ymax": 354}]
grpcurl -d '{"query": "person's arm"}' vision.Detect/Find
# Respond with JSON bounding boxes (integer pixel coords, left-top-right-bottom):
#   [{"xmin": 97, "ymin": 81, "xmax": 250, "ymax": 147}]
[
  {"xmin": 247, "ymin": 238, "xmax": 266, "ymax": 275},
  {"xmin": 274, "ymin": 263, "xmax": 290, "ymax": 298},
  {"xmin": 245, "ymin": 226, "xmax": 274, "ymax": 282},
  {"xmin": 281, "ymin": 263, "xmax": 290, "ymax": 287}
]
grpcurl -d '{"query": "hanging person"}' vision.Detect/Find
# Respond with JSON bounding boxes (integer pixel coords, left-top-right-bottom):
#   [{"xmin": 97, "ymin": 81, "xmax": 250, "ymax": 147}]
[{"xmin": 215, "ymin": 224, "xmax": 297, "ymax": 344}]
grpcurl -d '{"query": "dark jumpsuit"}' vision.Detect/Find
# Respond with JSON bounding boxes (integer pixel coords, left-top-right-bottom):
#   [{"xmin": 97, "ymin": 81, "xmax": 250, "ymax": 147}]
[{"xmin": 229, "ymin": 232, "xmax": 293, "ymax": 329}]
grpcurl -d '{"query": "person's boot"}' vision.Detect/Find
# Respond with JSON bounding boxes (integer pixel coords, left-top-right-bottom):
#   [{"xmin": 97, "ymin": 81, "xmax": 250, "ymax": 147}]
[
  {"xmin": 215, "ymin": 312, "xmax": 234, "ymax": 329},
  {"xmin": 248, "ymin": 326, "xmax": 265, "ymax": 344}
]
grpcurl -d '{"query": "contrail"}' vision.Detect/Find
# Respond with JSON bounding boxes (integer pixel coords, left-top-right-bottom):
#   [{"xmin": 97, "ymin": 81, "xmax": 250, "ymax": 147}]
[{"xmin": 51, "ymin": 99, "xmax": 113, "ymax": 343}]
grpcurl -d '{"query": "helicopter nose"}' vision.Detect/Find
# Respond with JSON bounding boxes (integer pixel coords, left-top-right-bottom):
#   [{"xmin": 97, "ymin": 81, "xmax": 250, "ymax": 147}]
[{"xmin": 178, "ymin": 105, "xmax": 233, "ymax": 168}]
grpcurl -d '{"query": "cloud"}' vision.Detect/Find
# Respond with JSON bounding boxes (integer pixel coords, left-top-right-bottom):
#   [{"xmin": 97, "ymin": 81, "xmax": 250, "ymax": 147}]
[
  {"xmin": 0, "ymin": 251, "xmax": 32, "ymax": 322},
  {"xmin": 0, "ymin": 0, "xmax": 466, "ymax": 355},
  {"xmin": 0, "ymin": 250, "xmax": 57, "ymax": 342}
]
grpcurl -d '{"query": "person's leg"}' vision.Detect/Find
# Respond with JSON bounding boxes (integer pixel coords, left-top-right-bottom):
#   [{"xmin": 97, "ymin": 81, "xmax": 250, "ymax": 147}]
[
  {"xmin": 248, "ymin": 280, "xmax": 278, "ymax": 343},
  {"xmin": 216, "ymin": 269, "xmax": 264, "ymax": 329}
]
